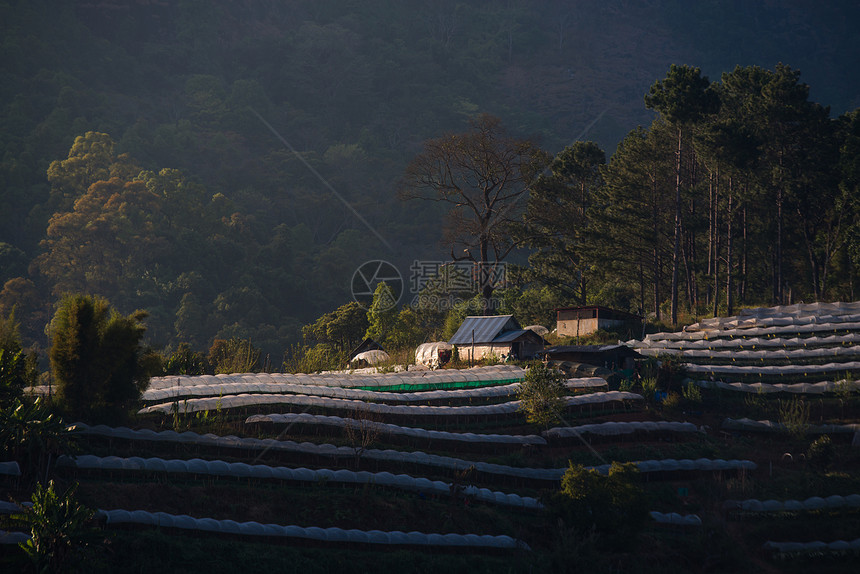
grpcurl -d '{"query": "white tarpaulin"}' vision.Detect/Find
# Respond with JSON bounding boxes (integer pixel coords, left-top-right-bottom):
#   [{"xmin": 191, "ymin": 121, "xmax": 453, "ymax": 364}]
[
  {"xmin": 414, "ymin": 342, "xmax": 453, "ymax": 369},
  {"xmin": 350, "ymin": 350, "xmax": 390, "ymax": 366}
]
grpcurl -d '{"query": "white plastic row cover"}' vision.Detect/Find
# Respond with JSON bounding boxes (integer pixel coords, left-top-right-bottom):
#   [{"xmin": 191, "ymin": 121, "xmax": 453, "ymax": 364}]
[
  {"xmin": 635, "ymin": 346, "xmax": 860, "ymax": 361},
  {"xmin": 543, "ymin": 421, "xmax": 698, "ymax": 439},
  {"xmin": 732, "ymin": 301, "xmax": 860, "ymax": 317},
  {"xmin": 565, "ymin": 378, "xmax": 609, "ymax": 389},
  {"xmin": 96, "ymin": 509, "xmax": 528, "ymax": 549},
  {"xmin": 0, "ymin": 531, "xmax": 29, "ymax": 545},
  {"xmin": 629, "ymin": 333, "xmax": 860, "ymax": 351},
  {"xmin": 685, "ymin": 361, "xmax": 860, "ymax": 376},
  {"xmin": 0, "ymin": 500, "xmax": 30, "ymax": 514},
  {"xmin": 144, "ymin": 381, "xmax": 519, "ymax": 403},
  {"xmin": 725, "ymin": 494, "xmax": 860, "ymax": 512},
  {"xmin": 245, "ymin": 413, "xmax": 547, "ymax": 445},
  {"xmin": 649, "ymin": 511, "xmax": 702, "ymax": 526},
  {"xmin": 56, "ymin": 455, "xmax": 543, "ymax": 509},
  {"xmin": 694, "ymin": 379, "xmax": 860, "ymax": 395},
  {"xmin": 147, "ymin": 365, "xmax": 526, "ymax": 391},
  {"xmin": 635, "ymin": 321, "xmax": 860, "ymax": 343},
  {"xmin": 685, "ymin": 302, "xmax": 860, "ymax": 330},
  {"xmin": 143, "ymin": 377, "xmax": 606, "ymax": 403},
  {"xmin": 68, "ymin": 423, "xmax": 754, "ymax": 481},
  {"xmin": 1, "ymin": 501, "xmax": 34, "ymax": 545},
  {"xmin": 686, "ymin": 313, "xmax": 860, "ymax": 332},
  {"xmin": 721, "ymin": 417, "xmax": 860, "ymax": 434},
  {"xmin": 763, "ymin": 538, "xmax": 860, "ymax": 554},
  {"xmin": 592, "ymin": 458, "xmax": 757, "ymax": 474},
  {"xmin": 138, "ymin": 391, "xmax": 643, "ymax": 416}
]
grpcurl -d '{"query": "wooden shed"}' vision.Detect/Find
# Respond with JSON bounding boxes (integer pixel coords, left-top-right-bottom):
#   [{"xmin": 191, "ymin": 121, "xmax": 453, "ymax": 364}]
[{"xmin": 556, "ymin": 306, "xmax": 643, "ymax": 339}]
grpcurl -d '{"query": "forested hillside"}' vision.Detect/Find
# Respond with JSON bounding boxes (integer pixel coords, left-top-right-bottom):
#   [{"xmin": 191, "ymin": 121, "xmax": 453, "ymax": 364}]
[{"xmin": 1, "ymin": 0, "xmax": 859, "ymax": 363}]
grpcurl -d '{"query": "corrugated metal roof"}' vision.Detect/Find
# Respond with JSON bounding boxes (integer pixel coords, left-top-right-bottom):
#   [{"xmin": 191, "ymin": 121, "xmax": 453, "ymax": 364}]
[
  {"xmin": 448, "ymin": 315, "xmax": 519, "ymax": 345},
  {"xmin": 492, "ymin": 329, "xmax": 540, "ymax": 343}
]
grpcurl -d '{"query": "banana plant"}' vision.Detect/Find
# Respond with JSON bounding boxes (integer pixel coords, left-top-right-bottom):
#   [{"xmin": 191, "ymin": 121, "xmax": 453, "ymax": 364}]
[{"xmin": 16, "ymin": 480, "xmax": 96, "ymax": 574}]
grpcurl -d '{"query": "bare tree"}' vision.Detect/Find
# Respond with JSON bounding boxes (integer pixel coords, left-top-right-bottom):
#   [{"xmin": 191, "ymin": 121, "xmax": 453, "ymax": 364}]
[
  {"xmin": 400, "ymin": 114, "xmax": 547, "ymax": 309},
  {"xmin": 343, "ymin": 405, "xmax": 382, "ymax": 469}
]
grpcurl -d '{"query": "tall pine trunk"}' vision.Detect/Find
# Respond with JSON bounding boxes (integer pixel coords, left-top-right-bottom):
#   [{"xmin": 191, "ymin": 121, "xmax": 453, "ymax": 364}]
[
  {"xmin": 707, "ymin": 170, "xmax": 716, "ymax": 308},
  {"xmin": 671, "ymin": 126, "xmax": 682, "ymax": 324},
  {"xmin": 726, "ymin": 179, "xmax": 734, "ymax": 316},
  {"xmin": 652, "ymin": 171, "xmax": 662, "ymax": 321},
  {"xmin": 740, "ymin": 201, "xmax": 747, "ymax": 304},
  {"xmin": 775, "ymin": 185, "xmax": 783, "ymax": 304}
]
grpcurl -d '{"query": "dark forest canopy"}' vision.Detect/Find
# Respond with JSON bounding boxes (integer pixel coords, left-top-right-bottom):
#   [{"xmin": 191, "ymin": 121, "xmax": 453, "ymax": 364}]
[{"xmin": 0, "ymin": 1, "xmax": 859, "ymax": 365}]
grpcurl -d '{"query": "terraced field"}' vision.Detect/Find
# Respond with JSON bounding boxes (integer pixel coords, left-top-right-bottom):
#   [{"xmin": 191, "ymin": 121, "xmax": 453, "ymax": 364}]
[{"xmin": 3, "ymin": 303, "xmax": 860, "ymax": 572}]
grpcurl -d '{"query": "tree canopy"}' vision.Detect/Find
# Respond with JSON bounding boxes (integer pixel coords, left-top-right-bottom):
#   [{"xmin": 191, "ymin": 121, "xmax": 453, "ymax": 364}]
[
  {"xmin": 517, "ymin": 362, "xmax": 567, "ymax": 428},
  {"xmin": 0, "ymin": 0, "xmax": 856, "ymax": 363}
]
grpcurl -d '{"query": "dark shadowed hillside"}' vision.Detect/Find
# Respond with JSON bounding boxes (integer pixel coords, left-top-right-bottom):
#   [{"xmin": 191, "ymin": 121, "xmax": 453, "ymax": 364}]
[{"xmin": 0, "ymin": 0, "xmax": 858, "ymax": 357}]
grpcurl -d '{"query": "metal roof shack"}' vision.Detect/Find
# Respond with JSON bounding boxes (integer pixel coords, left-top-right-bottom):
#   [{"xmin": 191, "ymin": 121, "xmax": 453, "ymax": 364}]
[{"xmin": 449, "ymin": 315, "xmax": 544, "ymax": 362}]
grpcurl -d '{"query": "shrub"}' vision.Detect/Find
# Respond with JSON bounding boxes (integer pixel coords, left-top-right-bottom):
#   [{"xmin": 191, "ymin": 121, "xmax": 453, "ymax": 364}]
[
  {"xmin": 656, "ymin": 354, "xmax": 686, "ymax": 392},
  {"xmin": 682, "ymin": 381, "xmax": 702, "ymax": 404},
  {"xmin": 778, "ymin": 397, "xmax": 810, "ymax": 439},
  {"xmin": 162, "ymin": 342, "xmax": 207, "ymax": 375},
  {"xmin": 18, "ymin": 481, "xmax": 97, "ymax": 573},
  {"xmin": 807, "ymin": 435, "xmax": 833, "ymax": 470},
  {"xmin": 0, "ymin": 398, "xmax": 72, "ymax": 478},
  {"xmin": 662, "ymin": 391, "xmax": 682, "ymax": 410},
  {"xmin": 640, "ymin": 377, "xmax": 658, "ymax": 402},
  {"xmin": 208, "ymin": 338, "xmax": 260, "ymax": 374},
  {"xmin": 282, "ymin": 343, "xmax": 346, "ymax": 373},
  {"xmin": 517, "ymin": 362, "xmax": 567, "ymax": 428},
  {"xmin": 835, "ymin": 373, "xmax": 856, "ymax": 400},
  {"xmin": 547, "ymin": 461, "xmax": 648, "ymax": 548},
  {"xmin": 0, "ymin": 311, "xmax": 38, "ymax": 407},
  {"xmin": 743, "ymin": 387, "xmax": 769, "ymax": 417}
]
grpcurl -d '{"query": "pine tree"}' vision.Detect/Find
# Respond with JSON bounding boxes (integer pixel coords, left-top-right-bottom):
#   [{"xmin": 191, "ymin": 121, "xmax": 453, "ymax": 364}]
[
  {"xmin": 645, "ymin": 65, "xmax": 719, "ymax": 323},
  {"xmin": 364, "ymin": 282, "xmax": 399, "ymax": 346}
]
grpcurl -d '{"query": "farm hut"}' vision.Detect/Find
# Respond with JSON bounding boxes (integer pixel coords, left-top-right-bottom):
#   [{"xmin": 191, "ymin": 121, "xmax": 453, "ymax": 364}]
[
  {"xmin": 556, "ymin": 306, "xmax": 643, "ymax": 339},
  {"xmin": 537, "ymin": 344, "xmax": 643, "ymax": 372},
  {"xmin": 449, "ymin": 315, "xmax": 545, "ymax": 362},
  {"xmin": 414, "ymin": 342, "xmax": 453, "ymax": 369}
]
